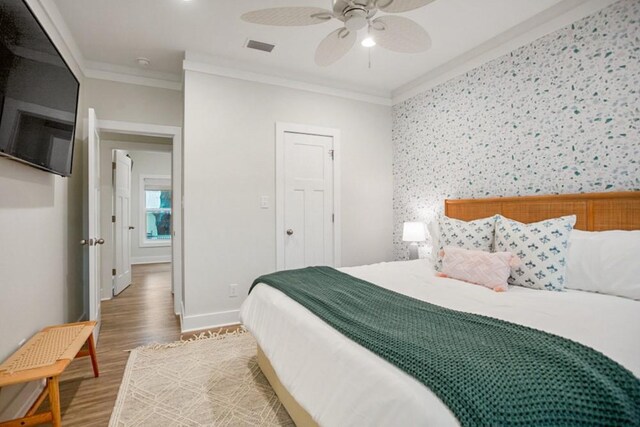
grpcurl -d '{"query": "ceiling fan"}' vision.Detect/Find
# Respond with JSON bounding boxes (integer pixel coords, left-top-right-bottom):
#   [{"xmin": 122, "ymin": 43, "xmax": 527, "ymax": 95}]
[{"xmin": 241, "ymin": 0, "xmax": 435, "ymax": 66}]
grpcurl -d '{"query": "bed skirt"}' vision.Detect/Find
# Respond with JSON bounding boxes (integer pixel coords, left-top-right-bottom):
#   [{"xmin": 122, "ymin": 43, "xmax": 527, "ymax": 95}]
[{"xmin": 257, "ymin": 345, "xmax": 319, "ymax": 427}]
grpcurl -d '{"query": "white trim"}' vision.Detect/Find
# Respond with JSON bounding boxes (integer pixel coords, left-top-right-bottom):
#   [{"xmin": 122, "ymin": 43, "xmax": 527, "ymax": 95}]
[
  {"xmin": 392, "ymin": 0, "xmax": 617, "ymax": 104},
  {"xmin": 131, "ymin": 255, "xmax": 172, "ymax": 265},
  {"xmin": 98, "ymin": 120, "xmax": 181, "ymax": 138},
  {"xmin": 84, "ymin": 68, "xmax": 183, "ymax": 91},
  {"xmin": 180, "ymin": 301, "xmax": 186, "ymax": 327},
  {"xmin": 92, "ymin": 118, "xmax": 184, "ymax": 321},
  {"xmin": 275, "ymin": 122, "xmax": 342, "ymax": 271},
  {"xmin": 26, "ymin": 0, "xmax": 617, "ymax": 101},
  {"xmin": 139, "ymin": 174, "xmax": 172, "ymax": 248},
  {"xmin": 183, "ymin": 60, "xmax": 391, "ymax": 106},
  {"xmin": 181, "ymin": 310, "xmax": 240, "ymax": 333}
]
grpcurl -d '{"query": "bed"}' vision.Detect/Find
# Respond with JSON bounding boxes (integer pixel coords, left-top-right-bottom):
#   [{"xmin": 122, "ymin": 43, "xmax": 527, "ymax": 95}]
[{"xmin": 240, "ymin": 192, "xmax": 640, "ymax": 426}]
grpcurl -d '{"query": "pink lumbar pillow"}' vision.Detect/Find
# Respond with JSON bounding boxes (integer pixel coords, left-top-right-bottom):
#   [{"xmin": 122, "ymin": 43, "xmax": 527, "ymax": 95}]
[{"xmin": 437, "ymin": 246, "xmax": 520, "ymax": 292}]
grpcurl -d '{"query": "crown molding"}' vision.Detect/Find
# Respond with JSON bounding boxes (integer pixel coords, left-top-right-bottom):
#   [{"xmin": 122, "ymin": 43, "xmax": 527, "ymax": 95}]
[
  {"xmin": 83, "ymin": 68, "xmax": 182, "ymax": 91},
  {"xmin": 183, "ymin": 59, "xmax": 392, "ymax": 106},
  {"xmin": 28, "ymin": 0, "xmax": 616, "ymax": 105},
  {"xmin": 392, "ymin": 0, "xmax": 618, "ymax": 105},
  {"xmin": 84, "ymin": 61, "xmax": 183, "ymax": 91}
]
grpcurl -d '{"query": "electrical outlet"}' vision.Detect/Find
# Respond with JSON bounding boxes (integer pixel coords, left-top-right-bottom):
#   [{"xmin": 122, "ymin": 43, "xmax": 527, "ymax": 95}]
[{"xmin": 229, "ymin": 284, "xmax": 238, "ymax": 298}]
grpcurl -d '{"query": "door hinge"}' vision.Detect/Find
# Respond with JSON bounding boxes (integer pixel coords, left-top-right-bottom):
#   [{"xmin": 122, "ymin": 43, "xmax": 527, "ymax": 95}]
[
  {"xmin": 329, "ymin": 149, "xmax": 334, "ymax": 160},
  {"xmin": 112, "ymin": 268, "xmax": 116, "ymax": 276},
  {"xmin": 112, "ymin": 162, "xmax": 116, "ymax": 170},
  {"xmin": 112, "ymin": 215, "xmax": 116, "ymax": 223},
  {"xmin": 332, "ymin": 213, "xmax": 335, "ymax": 223}
]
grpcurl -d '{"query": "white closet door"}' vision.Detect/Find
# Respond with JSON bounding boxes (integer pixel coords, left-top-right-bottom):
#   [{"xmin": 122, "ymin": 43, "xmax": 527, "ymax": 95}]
[{"xmin": 283, "ymin": 131, "xmax": 334, "ymax": 270}]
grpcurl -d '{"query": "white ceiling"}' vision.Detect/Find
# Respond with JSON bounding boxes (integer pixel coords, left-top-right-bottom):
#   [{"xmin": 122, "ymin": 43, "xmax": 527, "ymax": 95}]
[{"xmin": 52, "ymin": 0, "xmax": 598, "ymax": 98}]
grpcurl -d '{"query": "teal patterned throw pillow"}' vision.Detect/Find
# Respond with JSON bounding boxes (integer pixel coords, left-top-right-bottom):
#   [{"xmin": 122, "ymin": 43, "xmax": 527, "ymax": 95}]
[
  {"xmin": 495, "ymin": 215, "xmax": 576, "ymax": 291},
  {"xmin": 435, "ymin": 215, "xmax": 497, "ymax": 271}
]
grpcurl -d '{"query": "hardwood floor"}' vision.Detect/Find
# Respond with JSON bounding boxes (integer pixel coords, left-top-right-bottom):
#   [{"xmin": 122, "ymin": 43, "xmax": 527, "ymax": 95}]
[{"xmin": 49, "ymin": 263, "xmax": 181, "ymax": 426}]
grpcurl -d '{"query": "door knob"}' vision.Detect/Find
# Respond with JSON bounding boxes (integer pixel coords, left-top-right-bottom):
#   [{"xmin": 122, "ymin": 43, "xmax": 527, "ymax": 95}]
[
  {"xmin": 286, "ymin": 229, "xmax": 294, "ymax": 236},
  {"xmin": 128, "ymin": 226, "xmax": 135, "ymax": 230},
  {"xmin": 80, "ymin": 239, "xmax": 88, "ymax": 246},
  {"xmin": 95, "ymin": 238, "xmax": 105, "ymax": 245}
]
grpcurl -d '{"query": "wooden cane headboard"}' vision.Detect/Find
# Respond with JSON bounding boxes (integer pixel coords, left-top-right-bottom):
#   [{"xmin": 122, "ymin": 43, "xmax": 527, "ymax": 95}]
[{"xmin": 445, "ymin": 192, "xmax": 640, "ymax": 231}]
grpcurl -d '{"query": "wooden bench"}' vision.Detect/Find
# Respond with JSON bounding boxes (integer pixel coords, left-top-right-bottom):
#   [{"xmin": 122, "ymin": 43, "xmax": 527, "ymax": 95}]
[{"xmin": 0, "ymin": 321, "xmax": 99, "ymax": 427}]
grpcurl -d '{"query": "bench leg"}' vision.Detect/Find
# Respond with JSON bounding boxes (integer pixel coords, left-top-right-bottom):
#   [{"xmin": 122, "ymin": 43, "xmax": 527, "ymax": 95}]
[
  {"xmin": 47, "ymin": 376, "xmax": 61, "ymax": 427},
  {"xmin": 88, "ymin": 333, "xmax": 100, "ymax": 378}
]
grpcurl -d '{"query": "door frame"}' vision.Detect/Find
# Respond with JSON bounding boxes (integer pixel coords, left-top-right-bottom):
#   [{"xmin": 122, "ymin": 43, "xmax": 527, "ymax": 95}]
[
  {"xmin": 85, "ymin": 118, "xmax": 183, "ymax": 317},
  {"xmin": 275, "ymin": 122, "xmax": 341, "ymax": 271}
]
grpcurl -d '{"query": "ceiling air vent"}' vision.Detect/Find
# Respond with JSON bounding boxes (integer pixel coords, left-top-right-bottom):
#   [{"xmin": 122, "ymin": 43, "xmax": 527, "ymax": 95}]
[{"xmin": 246, "ymin": 39, "xmax": 275, "ymax": 53}]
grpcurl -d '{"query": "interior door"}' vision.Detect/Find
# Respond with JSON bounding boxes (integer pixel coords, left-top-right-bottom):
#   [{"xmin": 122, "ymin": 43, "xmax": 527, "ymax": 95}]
[
  {"xmin": 87, "ymin": 108, "xmax": 103, "ymax": 334},
  {"xmin": 113, "ymin": 150, "xmax": 132, "ymax": 295},
  {"xmin": 283, "ymin": 131, "xmax": 334, "ymax": 270}
]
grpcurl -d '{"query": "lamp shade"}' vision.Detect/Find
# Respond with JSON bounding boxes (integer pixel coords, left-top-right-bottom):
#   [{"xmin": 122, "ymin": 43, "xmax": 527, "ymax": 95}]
[{"xmin": 402, "ymin": 222, "xmax": 426, "ymax": 242}]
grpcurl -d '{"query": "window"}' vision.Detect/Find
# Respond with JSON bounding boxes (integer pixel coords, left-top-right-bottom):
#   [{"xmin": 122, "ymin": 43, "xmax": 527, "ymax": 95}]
[{"xmin": 141, "ymin": 176, "xmax": 171, "ymax": 246}]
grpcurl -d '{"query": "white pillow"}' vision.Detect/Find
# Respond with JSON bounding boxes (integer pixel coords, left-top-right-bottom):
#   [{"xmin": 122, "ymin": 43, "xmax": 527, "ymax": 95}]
[
  {"xmin": 432, "ymin": 215, "xmax": 497, "ymax": 271},
  {"xmin": 495, "ymin": 215, "xmax": 576, "ymax": 291},
  {"xmin": 566, "ymin": 230, "xmax": 640, "ymax": 300}
]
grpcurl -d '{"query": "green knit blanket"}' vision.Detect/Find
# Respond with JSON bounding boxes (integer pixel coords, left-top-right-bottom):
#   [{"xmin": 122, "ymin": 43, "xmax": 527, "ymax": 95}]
[{"xmin": 250, "ymin": 266, "xmax": 640, "ymax": 426}]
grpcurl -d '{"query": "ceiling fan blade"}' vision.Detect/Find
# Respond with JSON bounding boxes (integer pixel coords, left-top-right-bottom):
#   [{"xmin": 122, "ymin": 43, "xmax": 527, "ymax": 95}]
[
  {"xmin": 371, "ymin": 16, "xmax": 431, "ymax": 53},
  {"xmin": 376, "ymin": 0, "xmax": 436, "ymax": 13},
  {"xmin": 315, "ymin": 27, "xmax": 356, "ymax": 66},
  {"xmin": 241, "ymin": 7, "xmax": 333, "ymax": 26}
]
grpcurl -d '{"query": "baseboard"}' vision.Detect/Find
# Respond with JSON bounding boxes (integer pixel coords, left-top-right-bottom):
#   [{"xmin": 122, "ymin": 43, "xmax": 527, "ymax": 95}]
[
  {"xmin": 181, "ymin": 309, "xmax": 240, "ymax": 333},
  {"xmin": 179, "ymin": 301, "xmax": 186, "ymax": 330},
  {"xmin": 131, "ymin": 255, "xmax": 172, "ymax": 265},
  {"xmin": 0, "ymin": 380, "xmax": 44, "ymax": 423}
]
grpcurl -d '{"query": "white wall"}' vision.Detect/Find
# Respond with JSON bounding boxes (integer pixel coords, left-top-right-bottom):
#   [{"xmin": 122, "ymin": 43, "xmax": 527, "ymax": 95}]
[
  {"xmin": 128, "ymin": 150, "xmax": 172, "ymax": 264},
  {"xmin": 182, "ymin": 68, "xmax": 393, "ymax": 331},
  {"xmin": 83, "ymin": 78, "xmax": 183, "ymax": 126},
  {"xmin": 0, "ymin": 0, "xmax": 85, "ymax": 420},
  {"xmin": 98, "ymin": 141, "xmax": 171, "ymax": 300}
]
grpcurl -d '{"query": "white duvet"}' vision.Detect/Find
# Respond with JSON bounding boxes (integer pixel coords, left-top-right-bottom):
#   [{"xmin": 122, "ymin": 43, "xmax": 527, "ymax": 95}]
[{"xmin": 240, "ymin": 260, "xmax": 640, "ymax": 427}]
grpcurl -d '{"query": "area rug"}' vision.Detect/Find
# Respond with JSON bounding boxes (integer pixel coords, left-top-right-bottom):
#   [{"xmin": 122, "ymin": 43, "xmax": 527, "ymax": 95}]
[{"xmin": 109, "ymin": 329, "xmax": 294, "ymax": 426}]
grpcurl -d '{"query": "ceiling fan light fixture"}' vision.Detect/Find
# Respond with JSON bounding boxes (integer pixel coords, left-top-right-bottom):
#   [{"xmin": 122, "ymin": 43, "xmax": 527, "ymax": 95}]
[
  {"xmin": 344, "ymin": 8, "xmax": 368, "ymax": 31},
  {"xmin": 361, "ymin": 36, "xmax": 376, "ymax": 47}
]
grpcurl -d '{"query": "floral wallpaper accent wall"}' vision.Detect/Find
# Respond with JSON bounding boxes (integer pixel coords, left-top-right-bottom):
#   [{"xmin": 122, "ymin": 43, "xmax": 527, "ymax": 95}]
[{"xmin": 392, "ymin": 0, "xmax": 640, "ymax": 260}]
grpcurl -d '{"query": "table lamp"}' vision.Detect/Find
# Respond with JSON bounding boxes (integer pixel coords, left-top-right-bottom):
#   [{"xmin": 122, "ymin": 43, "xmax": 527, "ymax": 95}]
[{"xmin": 403, "ymin": 222, "xmax": 426, "ymax": 260}]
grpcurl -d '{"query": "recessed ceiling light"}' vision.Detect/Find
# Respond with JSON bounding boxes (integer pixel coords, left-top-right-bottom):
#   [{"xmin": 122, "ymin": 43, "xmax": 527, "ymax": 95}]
[
  {"xmin": 136, "ymin": 57, "xmax": 150, "ymax": 67},
  {"xmin": 361, "ymin": 36, "xmax": 376, "ymax": 48}
]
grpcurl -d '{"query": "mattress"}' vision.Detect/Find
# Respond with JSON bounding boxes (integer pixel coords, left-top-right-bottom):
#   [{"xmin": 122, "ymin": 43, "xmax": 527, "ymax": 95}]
[{"xmin": 240, "ymin": 260, "xmax": 640, "ymax": 426}]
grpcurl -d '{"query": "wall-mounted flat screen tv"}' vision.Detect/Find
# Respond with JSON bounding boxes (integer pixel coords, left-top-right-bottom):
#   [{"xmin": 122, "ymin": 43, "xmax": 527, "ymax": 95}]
[{"xmin": 0, "ymin": 0, "xmax": 80, "ymax": 177}]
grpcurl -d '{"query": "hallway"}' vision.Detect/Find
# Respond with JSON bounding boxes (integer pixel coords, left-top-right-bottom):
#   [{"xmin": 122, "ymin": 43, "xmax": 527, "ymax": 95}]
[{"xmin": 55, "ymin": 263, "xmax": 180, "ymax": 426}]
